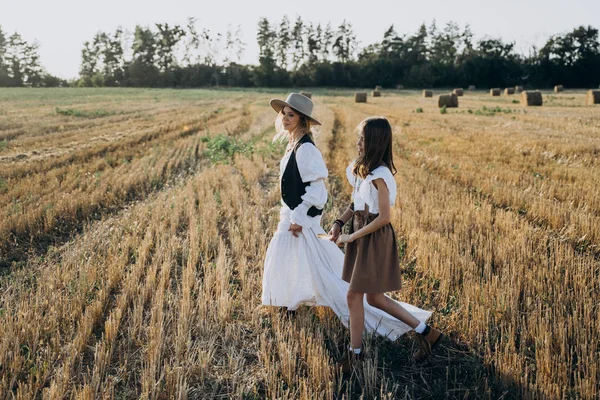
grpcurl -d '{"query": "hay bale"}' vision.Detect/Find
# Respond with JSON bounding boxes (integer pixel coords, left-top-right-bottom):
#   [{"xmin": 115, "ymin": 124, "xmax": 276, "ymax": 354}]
[
  {"xmin": 468, "ymin": 85, "xmax": 476, "ymax": 91},
  {"xmin": 438, "ymin": 93, "xmax": 459, "ymax": 108},
  {"xmin": 355, "ymin": 92, "xmax": 367, "ymax": 103},
  {"xmin": 453, "ymin": 88, "xmax": 464, "ymax": 96},
  {"xmin": 397, "ymin": 84, "xmax": 404, "ymax": 90},
  {"xmin": 300, "ymin": 91, "xmax": 312, "ymax": 99},
  {"xmin": 515, "ymin": 85, "xmax": 524, "ymax": 93},
  {"xmin": 554, "ymin": 85, "xmax": 564, "ymax": 92},
  {"xmin": 372, "ymin": 90, "xmax": 381, "ymax": 97},
  {"xmin": 520, "ymin": 90, "xmax": 543, "ymax": 106},
  {"xmin": 423, "ymin": 90, "xmax": 433, "ymax": 98},
  {"xmin": 490, "ymin": 88, "xmax": 501, "ymax": 96},
  {"xmin": 504, "ymin": 88, "xmax": 515, "ymax": 95},
  {"xmin": 375, "ymin": 85, "xmax": 382, "ymax": 91},
  {"xmin": 586, "ymin": 90, "xmax": 600, "ymax": 105}
]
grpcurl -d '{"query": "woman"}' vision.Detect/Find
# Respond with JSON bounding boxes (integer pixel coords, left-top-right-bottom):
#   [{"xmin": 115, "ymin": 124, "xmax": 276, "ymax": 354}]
[{"xmin": 261, "ymin": 93, "xmax": 431, "ymax": 351}]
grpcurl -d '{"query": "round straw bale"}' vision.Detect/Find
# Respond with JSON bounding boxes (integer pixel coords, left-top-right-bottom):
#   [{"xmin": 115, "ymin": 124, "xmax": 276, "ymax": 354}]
[
  {"xmin": 453, "ymin": 88, "xmax": 464, "ymax": 96},
  {"xmin": 520, "ymin": 90, "xmax": 543, "ymax": 106},
  {"xmin": 468, "ymin": 85, "xmax": 476, "ymax": 91},
  {"xmin": 397, "ymin": 84, "xmax": 404, "ymax": 89},
  {"xmin": 423, "ymin": 90, "xmax": 433, "ymax": 98},
  {"xmin": 504, "ymin": 88, "xmax": 515, "ymax": 95},
  {"xmin": 372, "ymin": 90, "xmax": 381, "ymax": 97},
  {"xmin": 490, "ymin": 88, "xmax": 501, "ymax": 96},
  {"xmin": 438, "ymin": 93, "xmax": 459, "ymax": 108},
  {"xmin": 300, "ymin": 91, "xmax": 312, "ymax": 99},
  {"xmin": 375, "ymin": 85, "xmax": 382, "ymax": 91},
  {"xmin": 586, "ymin": 90, "xmax": 600, "ymax": 105},
  {"xmin": 515, "ymin": 85, "xmax": 524, "ymax": 93},
  {"xmin": 554, "ymin": 85, "xmax": 564, "ymax": 92},
  {"xmin": 355, "ymin": 92, "xmax": 367, "ymax": 103}
]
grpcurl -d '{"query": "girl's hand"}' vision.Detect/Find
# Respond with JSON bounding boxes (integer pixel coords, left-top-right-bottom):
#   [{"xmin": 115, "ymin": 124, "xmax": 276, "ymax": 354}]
[
  {"xmin": 289, "ymin": 223, "xmax": 303, "ymax": 237},
  {"xmin": 336, "ymin": 234, "xmax": 355, "ymax": 245},
  {"xmin": 329, "ymin": 224, "xmax": 341, "ymax": 242}
]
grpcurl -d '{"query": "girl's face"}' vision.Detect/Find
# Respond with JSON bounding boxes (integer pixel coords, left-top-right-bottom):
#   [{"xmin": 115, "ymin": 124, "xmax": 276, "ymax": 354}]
[
  {"xmin": 282, "ymin": 106, "xmax": 300, "ymax": 133},
  {"xmin": 357, "ymin": 131, "xmax": 365, "ymax": 156}
]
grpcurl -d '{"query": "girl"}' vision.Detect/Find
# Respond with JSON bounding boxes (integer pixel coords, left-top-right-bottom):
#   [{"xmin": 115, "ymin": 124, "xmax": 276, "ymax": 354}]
[
  {"xmin": 333, "ymin": 116, "xmax": 444, "ymax": 371},
  {"xmin": 261, "ymin": 94, "xmax": 431, "ymax": 357}
]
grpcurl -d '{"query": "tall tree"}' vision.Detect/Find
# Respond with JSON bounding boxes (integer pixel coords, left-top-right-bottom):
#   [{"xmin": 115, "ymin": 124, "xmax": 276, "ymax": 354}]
[
  {"xmin": 155, "ymin": 23, "xmax": 186, "ymax": 72},
  {"xmin": 79, "ymin": 34, "xmax": 102, "ymax": 86},
  {"xmin": 320, "ymin": 22, "xmax": 334, "ymax": 61},
  {"xmin": 0, "ymin": 26, "xmax": 9, "ymax": 85},
  {"xmin": 275, "ymin": 16, "xmax": 291, "ymax": 69},
  {"xmin": 254, "ymin": 17, "xmax": 277, "ymax": 86},
  {"xmin": 332, "ymin": 20, "xmax": 357, "ymax": 63},
  {"xmin": 4, "ymin": 33, "xmax": 43, "ymax": 86},
  {"xmin": 100, "ymin": 28, "xmax": 126, "ymax": 86},
  {"xmin": 129, "ymin": 25, "xmax": 160, "ymax": 86},
  {"xmin": 429, "ymin": 21, "xmax": 461, "ymax": 65},
  {"xmin": 306, "ymin": 22, "xmax": 320, "ymax": 65},
  {"xmin": 132, "ymin": 26, "xmax": 157, "ymax": 66},
  {"xmin": 21, "ymin": 40, "xmax": 43, "ymax": 86},
  {"xmin": 183, "ymin": 17, "xmax": 200, "ymax": 66},
  {"xmin": 380, "ymin": 25, "xmax": 404, "ymax": 58},
  {"xmin": 291, "ymin": 17, "xmax": 305, "ymax": 69},
  {"xmin": 224, "ymin": 25, "xmax": 246, "ymax": 64},
  {"xmin": 256, "ymin": 17, "xmax": 276, "ymax": 64}
]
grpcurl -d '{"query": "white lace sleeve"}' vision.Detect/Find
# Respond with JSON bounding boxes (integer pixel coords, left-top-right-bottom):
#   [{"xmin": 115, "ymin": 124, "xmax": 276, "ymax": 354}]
[
  {"xmin": 290, "ymin": 143, "xmax": 328, "ymax": 227},
  {"xmin": 360, "ymin": 166, "xmax": 397, "ymax": 206},
  {"xmin": 290, "ymin": 180, "xmax": 327, "ymax": 227},
  {"xmin": 296, "ymin": 143, "xmax": 328, "ymax": 182},
  {"xmin": 345, "ymin": 162, "xmax": 356, "ymax": 187}
]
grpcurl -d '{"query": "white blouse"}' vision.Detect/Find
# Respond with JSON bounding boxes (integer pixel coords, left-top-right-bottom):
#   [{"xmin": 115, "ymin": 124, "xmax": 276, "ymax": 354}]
[
  {"xmin": 280, "ymin": 142, "xmax": 328, "ymax": 227},
  {"xmin": 346, "ymin": 162, "xmax": 397, "ymax": 214}
]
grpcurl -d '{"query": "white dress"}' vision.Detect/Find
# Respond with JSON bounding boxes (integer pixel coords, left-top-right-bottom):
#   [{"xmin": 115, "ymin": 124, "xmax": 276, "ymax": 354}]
[{"xmin": 261, "ymin": 146, "xmax": 432, "ymax": 340}]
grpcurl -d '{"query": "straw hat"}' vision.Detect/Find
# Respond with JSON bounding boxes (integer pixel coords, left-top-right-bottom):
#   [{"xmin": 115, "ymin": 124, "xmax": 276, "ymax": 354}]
[{"xmin": 269, "ymin": 92, "xmax": 321, "ymax": 126}]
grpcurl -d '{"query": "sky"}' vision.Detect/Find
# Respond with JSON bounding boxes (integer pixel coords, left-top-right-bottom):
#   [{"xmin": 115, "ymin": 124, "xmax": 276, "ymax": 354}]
[{"xmin": 1, "ymin": 0, "xmax": 599, "ymax": 79}]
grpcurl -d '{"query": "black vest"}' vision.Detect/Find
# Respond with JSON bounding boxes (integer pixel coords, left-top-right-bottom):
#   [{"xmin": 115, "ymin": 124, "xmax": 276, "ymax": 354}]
[{"xmin": 281, "ymin": 135, "xmax": 323, "ymax": 217}]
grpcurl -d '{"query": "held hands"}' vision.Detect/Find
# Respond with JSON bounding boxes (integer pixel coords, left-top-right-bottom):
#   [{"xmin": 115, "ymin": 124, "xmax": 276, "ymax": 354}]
[
  {"xmin": 335, "ymin": 233, "xmax": 355, "ymax": 245},
  {"xmin": 289, "ymin": 223, "xmax": 303, "ymax": 237},
  {"xmin": 328, "ymin": 224, "xmax": 341, "ymax": 242}
]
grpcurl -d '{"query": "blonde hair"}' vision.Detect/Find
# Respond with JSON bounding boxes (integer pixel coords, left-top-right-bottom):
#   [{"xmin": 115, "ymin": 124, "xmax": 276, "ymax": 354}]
[{"xmin": 272, "ymin": 108, "xmax": 316, "ymax": 143}]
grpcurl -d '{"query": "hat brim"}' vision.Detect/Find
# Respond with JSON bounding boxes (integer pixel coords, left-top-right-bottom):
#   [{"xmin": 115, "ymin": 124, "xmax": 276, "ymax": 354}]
[{"xmin": 269, "ymin": 98, "xmax": 322, "ymax": 126}]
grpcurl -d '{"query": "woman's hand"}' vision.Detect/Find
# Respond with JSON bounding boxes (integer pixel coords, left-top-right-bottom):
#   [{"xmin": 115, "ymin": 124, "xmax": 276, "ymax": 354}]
[
  {"xmin": 336, "ymin": 234, "xmax": 355, "ymax": 245},
  {"xmin": 329, "ymin": 224, "xmax": 341, "ymax": 242},
  {"xmin": 289, "ymin": 223, "xmax": 303, "ymax": 237}
]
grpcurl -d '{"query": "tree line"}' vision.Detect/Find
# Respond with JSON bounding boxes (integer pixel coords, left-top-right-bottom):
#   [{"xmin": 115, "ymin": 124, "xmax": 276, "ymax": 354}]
[
  {"xmin": 0, "ymin": 27, "xmax": 67, "ymax": 87},
  {"xmin": 0, "ymin": 18, "xmax": 598, "ymax": 88}
]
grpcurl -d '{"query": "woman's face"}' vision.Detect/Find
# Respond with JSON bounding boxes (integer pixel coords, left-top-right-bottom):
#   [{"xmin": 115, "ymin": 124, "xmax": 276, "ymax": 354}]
[
  {"xmin": 357, "ymin": 131, "xmax": 365, "ymax": 156},
  {"xmin": 281, "ymin": 106, "xmax": 301, "ymax": 133}
]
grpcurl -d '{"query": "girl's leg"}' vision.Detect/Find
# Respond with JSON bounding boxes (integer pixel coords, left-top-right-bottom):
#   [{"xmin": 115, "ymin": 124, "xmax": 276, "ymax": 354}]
[
  {"xmin": 347, "ymin": 290, "xmax": 365, "ymax": 349},
  {"xmin": 365, "ymin": 293, "xmax": 420, "ymax": 328},
  {"xmin": 365, "ymin": 293, "xmax": 444, "ymax": 363}
]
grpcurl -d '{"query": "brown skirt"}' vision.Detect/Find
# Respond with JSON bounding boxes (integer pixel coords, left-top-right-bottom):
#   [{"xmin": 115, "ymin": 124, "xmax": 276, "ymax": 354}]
[{"xmin": 342, "ymin": 210, "xmax": 402, "ymax": 293}]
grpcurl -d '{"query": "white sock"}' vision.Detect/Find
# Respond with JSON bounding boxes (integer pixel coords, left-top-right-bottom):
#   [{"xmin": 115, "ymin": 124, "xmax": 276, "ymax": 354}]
[
  {"xmin": 414, "ymin": 322, "xmax": 427, "ymax": 334},
  {"xmin": 348, "ymin": 345, "xmax": 362, "ymax": 354}
]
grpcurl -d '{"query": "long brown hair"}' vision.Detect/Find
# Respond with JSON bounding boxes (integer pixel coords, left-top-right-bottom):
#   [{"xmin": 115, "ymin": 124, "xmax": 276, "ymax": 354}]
[{"xmin": 352, "ymin": 116, "xmax": 397, "ymax": 179}]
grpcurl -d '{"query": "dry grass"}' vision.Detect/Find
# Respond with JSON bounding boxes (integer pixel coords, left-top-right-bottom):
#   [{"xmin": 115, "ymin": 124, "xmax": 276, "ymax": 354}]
[{"xmin": 1, "ymin": 88, "xmax": 599, "ymax": 399}]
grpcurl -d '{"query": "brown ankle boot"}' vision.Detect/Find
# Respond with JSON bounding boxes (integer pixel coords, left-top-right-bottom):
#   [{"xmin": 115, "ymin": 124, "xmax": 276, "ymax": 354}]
[
  {"xmin": 413, "ymin": 326, "xmax": 444, "ymax": 363},
  {"xmin": 337, "ymin": 350, "xmax": 365, "ymax": 374}
]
